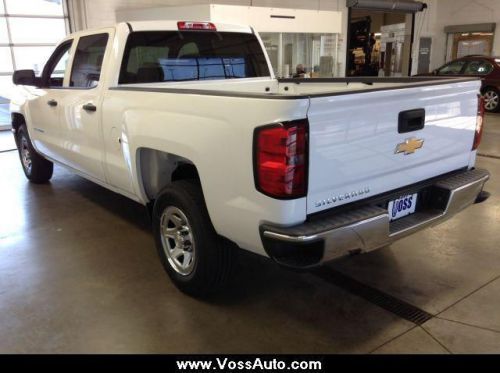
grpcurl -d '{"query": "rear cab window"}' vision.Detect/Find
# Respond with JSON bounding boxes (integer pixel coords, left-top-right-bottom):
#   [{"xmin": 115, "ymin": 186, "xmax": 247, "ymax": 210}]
[{"xmin": 119, "ymin": 31, "xmax": 270, "ymax": 84}]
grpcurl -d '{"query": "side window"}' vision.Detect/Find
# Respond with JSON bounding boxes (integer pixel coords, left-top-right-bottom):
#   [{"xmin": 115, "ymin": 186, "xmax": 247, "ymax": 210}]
[
  {"xmin": 463, "ymin": 60, "xmax": 494, "ymax": 75},
  {"xmin": 42, "ymin": 40, "xmax": 72, "ymax": 88},
  {"xmin": 51, "ymin": 50, "xmax": 70, "ymax": 80},
  {"xmin": 70, "ymin": 33, "xmax": 109, "ymax": 88},
  {"xmin": 437, "ymin": 60, "xmax": 466, "ymax": 75}
]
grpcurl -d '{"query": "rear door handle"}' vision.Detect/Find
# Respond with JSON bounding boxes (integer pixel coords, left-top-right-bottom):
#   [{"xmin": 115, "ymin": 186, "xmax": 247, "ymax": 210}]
[
  {"xmin": 82, "ymin": 103, "xmax": 97, "ymax": 112},
  {"xmin": 47, "ymin": 99, "xmax": 58, "ymax": 107}
]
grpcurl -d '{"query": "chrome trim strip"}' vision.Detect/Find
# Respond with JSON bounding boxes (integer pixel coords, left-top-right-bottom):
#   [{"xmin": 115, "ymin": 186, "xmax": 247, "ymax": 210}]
[
  {"xmin": 263, "ymin": 231, "xmax": 320, "ymax": 243},
  {"xmin": 263, "ymin": 214, "xmax": 387, "ymax": 243}
]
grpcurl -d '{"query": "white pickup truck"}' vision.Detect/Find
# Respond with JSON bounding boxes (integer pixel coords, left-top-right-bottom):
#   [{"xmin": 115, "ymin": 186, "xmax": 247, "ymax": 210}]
[{"xmin": 10, "ymin": 20, "xmax": 490, "ymax": 296}]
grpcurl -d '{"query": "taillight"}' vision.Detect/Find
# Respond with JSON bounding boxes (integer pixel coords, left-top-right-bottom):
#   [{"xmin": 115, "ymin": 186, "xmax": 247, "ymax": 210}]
[
  {"xmin": 177, "ymin": 21, "xmax": 216, "ymax": 31},
  {"xmin": 472, "ymin": 95, "xmax": 485, "ymax": 150},
  {"xmin": 254, "ymin": 119, "xmax": 308, "ymax": 199}
]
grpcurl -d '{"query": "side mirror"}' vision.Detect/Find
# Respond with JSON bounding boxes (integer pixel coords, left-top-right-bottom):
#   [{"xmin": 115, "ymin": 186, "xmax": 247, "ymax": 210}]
[{"xmin": 12, "ymin": 69, "xmax": 37, "ymax": 86}]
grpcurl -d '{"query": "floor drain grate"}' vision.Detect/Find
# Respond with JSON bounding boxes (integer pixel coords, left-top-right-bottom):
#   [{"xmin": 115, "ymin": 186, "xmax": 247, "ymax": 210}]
[
  {"xmin": 314, "ymin": 267, "xmax": 434, "ymax": 325},
  {"xmin": 478, "ymin": 153, "xmax": 500, "ymax": 160}
]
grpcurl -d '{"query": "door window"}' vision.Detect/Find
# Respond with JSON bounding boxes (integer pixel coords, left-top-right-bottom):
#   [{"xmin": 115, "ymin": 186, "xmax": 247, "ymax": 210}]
[
  {"xmin": 463, "ymin": 60, "xmax": 494, "ymax": 75},
  {"xmin": 52, "ymin": 49, "xmax": 71, "ymax": 80},
  {"xmin": 437, "ymin": 60, "xmax": 466, "ymax": 75},
  {"xmin": 70, "ymin": 33, "xmax": 109, "ymax": 88},
  {"xmin": 42, "ymin": 40, "xmax": 72, "ymax": 87}
]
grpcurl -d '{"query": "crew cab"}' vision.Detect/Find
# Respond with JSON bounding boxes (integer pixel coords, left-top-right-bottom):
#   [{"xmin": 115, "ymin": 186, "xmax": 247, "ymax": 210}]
[{"xmin": 10, "ymin": 21, "xmax": 490, "ymax": 296}]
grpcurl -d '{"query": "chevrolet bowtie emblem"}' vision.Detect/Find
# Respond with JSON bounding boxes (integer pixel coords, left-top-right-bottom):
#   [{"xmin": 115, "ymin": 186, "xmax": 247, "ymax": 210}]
[{"xmin": 395, "ymin": 138, "xmax": 424, "ymax": 155}]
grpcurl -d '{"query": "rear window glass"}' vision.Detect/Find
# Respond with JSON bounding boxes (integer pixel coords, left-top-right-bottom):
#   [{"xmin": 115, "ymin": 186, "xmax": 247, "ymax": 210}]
[
  {"xmin": 119, "ymin": 31, "xmax": 270, "ymax": 84},
  {"xmin": 463, "ymin": 60, "xmax": 494, "ymax": 75}
]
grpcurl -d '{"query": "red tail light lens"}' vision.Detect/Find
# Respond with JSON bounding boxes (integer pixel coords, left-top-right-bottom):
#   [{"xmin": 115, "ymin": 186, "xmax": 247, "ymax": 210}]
[
  {"xmin": 177, "ymin": 21, "xmax": 216, "ymax": 31},
  {"xmin": 473, "ymin": 95, "xmax": 485, "ymax": 150},
  {"xmin": 254, "ymin": 119, "xmax": 308, "ymax": 199}
]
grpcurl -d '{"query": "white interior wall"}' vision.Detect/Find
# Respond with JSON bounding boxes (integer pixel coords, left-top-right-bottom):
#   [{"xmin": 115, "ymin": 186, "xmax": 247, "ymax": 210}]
[
  {"xmin": 411, "ymin": 0, "xmax": 439, "ymax": 75},
  {"xmin": 67, "ymin": 0, "xmax": 348, "ymax": 75},
  {"xmin": 68, "ymin": 0, "xmax": 500, "ymax": 78},
  {"xmin": 68, "ymin": 0, "xmax": 345, "ymax": 30},
  {"xmin": 412, "ymin": 0, "xmax": 500, "ymax": 74},
  {"xmin": 116, "ymin": 4, "xmax": 342, "ymax": 33}
]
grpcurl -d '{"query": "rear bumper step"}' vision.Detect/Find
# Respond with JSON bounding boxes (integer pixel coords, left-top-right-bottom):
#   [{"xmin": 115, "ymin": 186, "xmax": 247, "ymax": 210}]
[{"xmin": 260, "ymin": 168, "xmax": 490, "ymax": 268}]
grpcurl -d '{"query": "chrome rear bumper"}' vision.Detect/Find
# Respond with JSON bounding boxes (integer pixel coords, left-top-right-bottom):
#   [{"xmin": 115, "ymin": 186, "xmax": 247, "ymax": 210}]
[{"xmin": 260, "ymin": 168, "xmax": 490, "ymax": 267}]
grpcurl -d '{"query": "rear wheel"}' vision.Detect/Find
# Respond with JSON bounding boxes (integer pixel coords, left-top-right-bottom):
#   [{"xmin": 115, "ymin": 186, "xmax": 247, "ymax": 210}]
[
  {"xmin": 152, "ymin": 180, "xmax": 234, "ymax": 297},
  {"xmin": 483, "ymin": 88, "xmax": 500, "ymax": 113},
  {"xmin": 16, "ymin": 125, "xmax": 53, "ymax": 183}
]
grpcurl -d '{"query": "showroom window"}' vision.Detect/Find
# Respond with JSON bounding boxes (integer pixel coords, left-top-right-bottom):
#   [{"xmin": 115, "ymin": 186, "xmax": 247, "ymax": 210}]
[
  {"xmin": 0, "ymin": 0, "xmax": 69, "ymax": 127},
  {"xmin": 259, "ymin": 32, "xmax": 340, "ymax": 78}
]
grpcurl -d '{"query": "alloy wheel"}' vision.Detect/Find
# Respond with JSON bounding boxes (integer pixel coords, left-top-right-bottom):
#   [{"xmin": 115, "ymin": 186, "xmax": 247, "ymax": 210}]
[
  {"xmin": 160, "ymin": 206, "xmax": 196, "ymax": 276},
  {"xmin": 20, "ymin": 135, "xmax": 32, "ymax": 174},
  {"xmin": 484, "ymin": 90, "xmax": 499, "ymax": 111}
]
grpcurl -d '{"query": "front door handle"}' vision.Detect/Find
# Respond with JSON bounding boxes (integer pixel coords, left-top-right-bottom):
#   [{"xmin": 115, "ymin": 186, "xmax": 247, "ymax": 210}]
[
  {"xmin": 47, "ymin": 99, "xmax": 58, "ymax": 107},
  {"xmin": 82, "ymin": 103, "xmax": 97, "ymax": 112}
]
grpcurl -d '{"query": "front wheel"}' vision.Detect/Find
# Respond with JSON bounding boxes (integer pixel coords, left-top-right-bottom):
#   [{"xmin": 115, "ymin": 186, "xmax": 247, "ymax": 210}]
[
  {"xmin": 483, "ymin": 88, "xmax": 500, "ymax": 113},
  {"xmin": 152, "ymin": 180, "xmax": 234, "ymax": 297},
  {"xmin": 16, "ymin": 125, "xmax": 53, "ymax": 183}
]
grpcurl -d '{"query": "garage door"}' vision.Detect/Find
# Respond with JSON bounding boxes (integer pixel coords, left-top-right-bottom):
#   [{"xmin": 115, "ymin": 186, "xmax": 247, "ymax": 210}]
[{"xmin": 0, "ymin": 0, "xmax": 69, "ymax": 129}]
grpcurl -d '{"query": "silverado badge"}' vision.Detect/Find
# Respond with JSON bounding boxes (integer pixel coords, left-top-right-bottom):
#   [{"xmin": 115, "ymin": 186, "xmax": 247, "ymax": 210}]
[{"xmin": 395, "ymin": 138, "xmax": 424, "ymax": 155}]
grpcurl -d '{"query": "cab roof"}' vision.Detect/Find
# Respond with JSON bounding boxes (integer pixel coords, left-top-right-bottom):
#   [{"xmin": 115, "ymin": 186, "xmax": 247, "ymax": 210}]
[
  {"xmin": 125, "ymin": 20, "xmax": 253, "ymax": 34},
  {"xmin": 64, "ymin": 21, "xmax": 254, "ymax": 41}
]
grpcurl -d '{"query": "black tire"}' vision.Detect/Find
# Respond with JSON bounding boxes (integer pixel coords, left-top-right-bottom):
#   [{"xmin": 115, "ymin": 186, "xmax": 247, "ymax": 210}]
[
  {"xmin": 16, "ymin": 124, "xmax": 53, "ymax": 183},
  {"xmin": 483, "ymin": 87, "xmax": 500, "ymax": 113},
  {"xmin": 152, "ymin": 180, "xmax": 234, "ymax": 297}
]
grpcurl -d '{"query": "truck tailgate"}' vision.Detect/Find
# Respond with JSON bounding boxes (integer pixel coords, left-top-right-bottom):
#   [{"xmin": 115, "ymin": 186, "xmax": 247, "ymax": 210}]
[{"xmin": 306, "ymin": 79, "xmax": 481, "ymax": 214}]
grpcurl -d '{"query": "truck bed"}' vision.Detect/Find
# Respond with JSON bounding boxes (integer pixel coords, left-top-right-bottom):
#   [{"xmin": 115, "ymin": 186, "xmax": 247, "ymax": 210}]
[{"xmin": 112, "ymin": 76, "xmax": 481, "ymax": 217}]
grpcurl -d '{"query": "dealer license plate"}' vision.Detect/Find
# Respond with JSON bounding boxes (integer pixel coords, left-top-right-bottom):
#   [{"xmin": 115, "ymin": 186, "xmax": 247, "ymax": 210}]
[{"xmin": 388, "ymin": 193, "xmax": 418, "ymax": 221}]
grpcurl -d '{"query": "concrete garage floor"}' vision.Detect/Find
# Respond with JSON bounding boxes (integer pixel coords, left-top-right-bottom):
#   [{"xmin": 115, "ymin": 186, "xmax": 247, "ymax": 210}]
[
  {"xmin": 0, "ymin": 130, "xmax": 16, "ymax": 152},
  {"xmin": 0, "ymin": 115, "xmax": 499, "ymax": 354}
]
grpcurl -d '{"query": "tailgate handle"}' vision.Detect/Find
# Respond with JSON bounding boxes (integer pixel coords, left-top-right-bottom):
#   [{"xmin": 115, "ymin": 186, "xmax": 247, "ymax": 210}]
[{"xmin": 398, "ymin": 109, "xmax": 425, "ymax": 133}]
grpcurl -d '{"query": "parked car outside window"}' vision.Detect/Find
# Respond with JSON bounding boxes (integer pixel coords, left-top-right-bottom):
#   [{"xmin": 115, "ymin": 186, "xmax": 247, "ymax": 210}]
[{"xmin": 418, "ymin": 55, "xmax": 500, "ymax": 112}]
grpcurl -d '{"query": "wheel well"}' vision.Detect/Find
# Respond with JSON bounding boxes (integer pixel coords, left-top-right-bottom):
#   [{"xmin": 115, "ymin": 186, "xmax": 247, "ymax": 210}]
[
  {"xmin": 171, "ymin": 163, "xmax": 200, "ymax": 182},
  {"xmin": 11, "ymin": 112, "xmax": 25, "ymax": 134},
  {"xmin": 138, "ymin": 148, "xmax": 200, "ymax": 202},
  {"xmin": 481, "ymin": 86, "xmax": 499, "ymax": 94}
]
